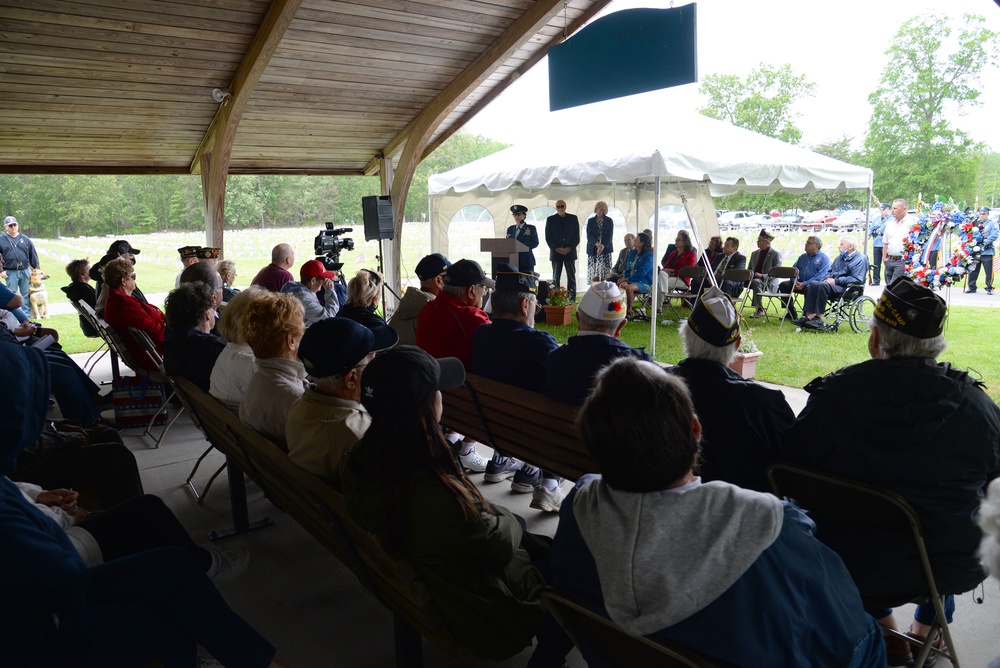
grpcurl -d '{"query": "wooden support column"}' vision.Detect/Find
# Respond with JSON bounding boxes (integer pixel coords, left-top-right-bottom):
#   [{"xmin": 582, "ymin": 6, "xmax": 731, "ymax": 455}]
[
  {"xmin": 190, "ymin": 0, "xmax": 303, "ymax": 255},
  {"xmin": 381, "ymin": 0, "xmax": 570, "ymax": 298}
]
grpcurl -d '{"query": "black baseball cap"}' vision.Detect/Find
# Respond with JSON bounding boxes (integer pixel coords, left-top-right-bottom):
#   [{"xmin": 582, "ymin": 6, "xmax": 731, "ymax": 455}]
[
  {"xmin": 415, "ymin": 253, "xmax": 451, "ymax": 281},
  {"xmin": 298, "ymin": 318, "xmax": 398, "ymax": 378},
  {"xmin": 687, "ymin": 287, "xmax": 740, "ymax": 347},
  {"xmin": 360, "ymin": 346, "xmax": 465, "ymax": 420},
  {"xmin": 109, "ymin": 240, "xmax": 140, "ymax": 255},
  {"xmin": 443, "ymin": 259, "xmax": 495, "ymax": 289}
]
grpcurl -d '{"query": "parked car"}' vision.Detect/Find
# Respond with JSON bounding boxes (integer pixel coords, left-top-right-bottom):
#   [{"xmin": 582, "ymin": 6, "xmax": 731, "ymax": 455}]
[
  {"xmin": 773, "ymin": 214, "xmax": 804, "ymax": 231},
  {"xmin": 828, "ymin": 210, "xmax": 865, "ymax": 231},
  {"xmin": 801, "ymin": 210, "xmax": 837, "ymax": 231},
  {"xmin": 740, "ymin": 214, "xmax": 773, "ymax": 230},
  {"xmin": 718, "ymin": 211, "xmax": 753, "ymax": 228}
]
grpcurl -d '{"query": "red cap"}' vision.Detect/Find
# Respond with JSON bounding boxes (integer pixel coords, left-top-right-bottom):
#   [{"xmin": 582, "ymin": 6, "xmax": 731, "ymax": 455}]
[{"xmin": 300, "ymin": 259, "xmax": 337, "ymax": 280}]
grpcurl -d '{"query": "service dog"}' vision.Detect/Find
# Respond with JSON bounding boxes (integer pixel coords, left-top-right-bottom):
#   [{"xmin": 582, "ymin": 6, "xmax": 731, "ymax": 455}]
[{"xmin": 29, "ymin": 267, "xmax": 50, "ymax": 319}]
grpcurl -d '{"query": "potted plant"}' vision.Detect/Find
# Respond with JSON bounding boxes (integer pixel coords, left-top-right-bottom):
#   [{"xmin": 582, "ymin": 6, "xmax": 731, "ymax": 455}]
[
  {"xmin": 542, "ymin": 286, "xmax": 574, "ymax": 326},
  {"xmin": 728, "ymin": 326, "xmax": 763, "ymax": 379}
]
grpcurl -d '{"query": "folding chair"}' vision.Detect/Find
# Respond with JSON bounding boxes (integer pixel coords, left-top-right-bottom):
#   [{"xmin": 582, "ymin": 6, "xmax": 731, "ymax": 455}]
[
  {"xmin": 168, "ymin": 375, "xmax": 227, "ymax": 503},
  {"xmin": 768, "ymin": 463, "xmax": 965, "ymax": 668},
  {"xmin": 755, "ymin": 266, "xmax": 798, "ymax": 325},
  {"xmin": 68, "ymin": 299, "xmax": 110, "ymax": 376},
  {"xmin": 76, "ymin": 300, "xmax": 121, "ymax": 382},
  {"xmin": 660, "ymin": 266, "xmax": 705, "ymax": 319},
  {"xmin": 123, "ymin": 326, "xmax": 181, "ymax": 448},
  {"xmin": 720, "ymin": 268, "xmax": 752, "ymax": 316},
  {"xmin": 540, "ymin": 587, "xmax": 719, "ymax": 667}
]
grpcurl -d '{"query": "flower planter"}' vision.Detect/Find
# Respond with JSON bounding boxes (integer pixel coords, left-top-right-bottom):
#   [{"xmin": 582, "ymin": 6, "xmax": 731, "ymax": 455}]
[
  {"xmin": 728, "ymin": 351, "xmax": 762, "ymax": 379},
  {"xmin": 542, "ymin": 304, "xmax": 574, "ymax": 326}
]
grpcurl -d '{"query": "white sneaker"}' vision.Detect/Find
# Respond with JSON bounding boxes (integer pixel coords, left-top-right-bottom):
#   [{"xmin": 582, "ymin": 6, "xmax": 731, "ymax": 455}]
[
  {"xmin": 529, "ymin": 484, "xmax": 565, "ymax": 512},
  {"xmin": 207, "ymin": 547, "xmax": 250, "ymax": 584},
  {"xmin": 459, "ymin": 447, "xmax": 489, "ymax": 473}
]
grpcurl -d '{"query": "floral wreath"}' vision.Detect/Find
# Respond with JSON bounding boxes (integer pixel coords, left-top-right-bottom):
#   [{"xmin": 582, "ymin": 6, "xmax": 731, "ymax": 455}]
[{"xmin": 903, "ymin": 203, "xmax": 983, "ymax": 290}]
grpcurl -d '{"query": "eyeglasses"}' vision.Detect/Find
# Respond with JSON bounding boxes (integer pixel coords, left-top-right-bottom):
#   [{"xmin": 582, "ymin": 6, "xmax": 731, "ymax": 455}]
[
  {"xmin": 129, "ymin": 273, "xmax": 136, "ymax": 280},
  {"xmin": 555, "ymin": 205, "xmax": 566, "ymax": 209}
]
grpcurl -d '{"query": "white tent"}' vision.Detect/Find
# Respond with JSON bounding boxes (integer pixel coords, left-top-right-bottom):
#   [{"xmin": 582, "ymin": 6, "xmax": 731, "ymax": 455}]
[
  {"xmin": 428, "ymin": 109, "xmax": 873, "ymax": 350},
  {"xmin": 428, "ymin": 110, "xmax": 873, "ymax": 259}
]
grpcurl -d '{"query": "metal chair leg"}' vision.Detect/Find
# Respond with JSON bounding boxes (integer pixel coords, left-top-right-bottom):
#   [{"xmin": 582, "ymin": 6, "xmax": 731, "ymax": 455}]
[
  {"xmin": 148, "ymin": 405, "xmax": 184, "ymax": 449},
  {"xmin": 197, "ymin": 462, "xmax": 228, "ymax": 506},
  {"xmin": 142, "ymin": 389, "xmax": 177, "ymax": 445},
  {"xmin": 185, "ymin": 444, "xmax": 217, "ymax": 500},
  {"xmin": 84, "ymin": 343, "xmax": 109, "ymax": 375}
]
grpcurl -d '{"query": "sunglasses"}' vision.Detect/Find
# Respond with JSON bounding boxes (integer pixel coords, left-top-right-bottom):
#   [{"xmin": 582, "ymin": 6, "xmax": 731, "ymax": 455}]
[
  {"xmin": 555, "ymin": 205, "xmax": 566, "ymax": 209},
  {"xmin": 130, "ymin": 273, "xmax": 137, "ymax": 280}
]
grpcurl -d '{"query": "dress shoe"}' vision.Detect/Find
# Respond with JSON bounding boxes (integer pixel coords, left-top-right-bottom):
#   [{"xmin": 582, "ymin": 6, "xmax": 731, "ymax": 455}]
[
  {"xmin": 904, "ymin": 630, "xmax": 946, "ymax": 668},
  {"xmin": 750, "ymin": 309, "xmax": 766, "ymax": 319}
]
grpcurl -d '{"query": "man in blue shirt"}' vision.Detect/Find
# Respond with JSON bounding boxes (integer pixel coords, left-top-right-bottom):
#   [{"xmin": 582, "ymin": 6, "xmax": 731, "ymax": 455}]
[
  {"xmin": 1, "ymin": 216, "xmax": 40, "ymax": 318},
  {"xmin": 777, "ymin": 235, "xmax": 831, "ymax": 320},
  {"xmin": 794, "ymin": 235, "xmax": 869, "ymax": 330},
  {"xmin": 967, "ymin": 206, "xmax": 998, "ymax": 294},
  {"xmin": 868, "ymin": 203, "xmax": 890, "ymax": 285}
]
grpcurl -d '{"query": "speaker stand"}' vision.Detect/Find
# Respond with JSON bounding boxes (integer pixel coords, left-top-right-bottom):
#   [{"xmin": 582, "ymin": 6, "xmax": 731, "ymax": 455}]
[{"xmin": 375, "ymin": 238, "xmax": 402, "ymax": 320}]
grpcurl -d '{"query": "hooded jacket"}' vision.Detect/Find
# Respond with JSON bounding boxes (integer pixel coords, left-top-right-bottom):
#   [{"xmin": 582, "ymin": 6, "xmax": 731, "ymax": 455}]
[{"xmin": 552, "ymin": 475, "xmax": 885, "ymax": 667}]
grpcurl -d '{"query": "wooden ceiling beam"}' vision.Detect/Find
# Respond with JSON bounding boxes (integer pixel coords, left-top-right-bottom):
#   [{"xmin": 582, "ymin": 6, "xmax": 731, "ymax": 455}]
[
  {"xmin": 190, "ymin": 0, "xmax": 302, "ymax": 250},
  {"xmin": 380, "ymin": 0, "xmax": 575, "ymax": 300}
]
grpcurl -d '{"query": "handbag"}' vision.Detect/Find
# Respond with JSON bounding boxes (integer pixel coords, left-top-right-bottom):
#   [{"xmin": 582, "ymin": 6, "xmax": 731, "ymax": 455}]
[{"xmin": 112, "ymin": 375, "xmax": 168, "ymax": 427}]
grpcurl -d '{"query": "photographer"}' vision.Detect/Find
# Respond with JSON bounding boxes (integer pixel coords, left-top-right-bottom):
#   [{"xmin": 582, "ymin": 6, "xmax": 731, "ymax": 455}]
[{"xmin": 280, "ymin": 259, "xmax": 340, "ymax": 326}]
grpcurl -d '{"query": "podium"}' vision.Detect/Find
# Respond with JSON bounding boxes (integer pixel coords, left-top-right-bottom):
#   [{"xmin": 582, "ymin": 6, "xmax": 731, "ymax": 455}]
[{"xmin": 481, "ymin": 237, "xmax": 527, "ymax": 277}]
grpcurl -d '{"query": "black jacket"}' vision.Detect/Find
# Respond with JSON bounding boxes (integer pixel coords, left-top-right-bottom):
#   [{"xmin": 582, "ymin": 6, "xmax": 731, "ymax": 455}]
[
  {"xmin": 585, "ymin": 216, "xmax": 614, "ymax": 257},
  {"xmin": 544, "ymin": 213, "xmax": 580, "ymax": 261},
  {"xmin": 669, "ymin": 357, "xmax": 794, "ymax": 493},
  {"xmin": 780, "ymin": 357, "xmax": 1000, "ymax": 599},
  {"xmin": 544, "ymin": 334, "xmax": 649, "ymax": 405}
]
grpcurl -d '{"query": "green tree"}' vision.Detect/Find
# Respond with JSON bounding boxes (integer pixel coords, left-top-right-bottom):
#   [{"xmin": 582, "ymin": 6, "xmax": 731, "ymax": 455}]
[
  {"xmin": 864, "ymin": 13, "xmax": 999, "ymax": 202},
  {"xmin": 699, "ymin": 63, "xmax": 816, "ymax": 144},
  {"xmin": 404, "ymin": 132, "xmax": 510, "ymax": 221}
]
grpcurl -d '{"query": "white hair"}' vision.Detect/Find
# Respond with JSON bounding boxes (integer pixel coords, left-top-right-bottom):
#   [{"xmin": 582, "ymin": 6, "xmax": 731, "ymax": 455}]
[
  {"xmin": 680, "ymin": 320, "xmax": 737, "ymax": 366},
  {"xmin": 870, "ymin": 320, "xmax": 946, "ymax": 359},
  {"xmin": 839, "ymin": 235, "xmax": 858, "ymax": 250},
  {"xmin": 979, "ymin": 478, "xmax": 1000, "ymax": 581}
]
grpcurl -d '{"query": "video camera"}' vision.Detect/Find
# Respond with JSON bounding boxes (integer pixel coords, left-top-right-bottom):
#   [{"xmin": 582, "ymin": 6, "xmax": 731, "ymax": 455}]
[{"xmin": 314, "ymin": 222, "xmax": 355, "ymax": 269}]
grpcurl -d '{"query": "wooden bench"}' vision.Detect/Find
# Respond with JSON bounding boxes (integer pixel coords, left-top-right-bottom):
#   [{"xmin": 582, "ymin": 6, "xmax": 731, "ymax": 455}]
[
  {"xmin": 171, "ymin": 377, "xmax": 474, "ymax": 667},
  {"xmin": 440, "ymin": 373, "xmax": 599, "ymax": 481}
]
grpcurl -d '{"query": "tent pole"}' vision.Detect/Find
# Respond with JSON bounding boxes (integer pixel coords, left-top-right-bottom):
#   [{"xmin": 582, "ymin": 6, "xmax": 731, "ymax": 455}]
[
  {"xmin": 650, "ymin": 177, "xmax": 660, "ymax": 354},
  {"xmin": 863, "ymin": 178, "xmax": 873, "ymax": 276}
]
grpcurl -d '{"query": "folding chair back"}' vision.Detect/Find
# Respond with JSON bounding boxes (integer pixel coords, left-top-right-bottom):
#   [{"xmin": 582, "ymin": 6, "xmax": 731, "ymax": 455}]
[
  {"xmin": 126, "ymin": 326, "xmax": 180, "ymax": 447},
  {"xmin": 662, "ymin": 266, "xmax": 706, "ymax": 319},
  {"xmin": 767, "ymin": 463, "xmax": 960, "ymax": 668},
  {"xmin": 757, "ymin": 266, "xmax": 798, "ymax": 324},
  {"xmin": 540, "ymin": 588, "xmax": 719, "ymax": 667},
  {"xmin": 720, "ymin": 268, "xmax": 752, "ymax": 314}
]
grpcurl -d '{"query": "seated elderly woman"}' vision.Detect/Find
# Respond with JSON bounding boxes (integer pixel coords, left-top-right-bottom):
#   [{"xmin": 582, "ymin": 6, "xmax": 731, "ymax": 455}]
[
  {"xmin": 337, "ymin": 269, "xmax": 388, "ymax": 330},
  {"xmin": 657, "ymin": 229, "xmax": 698, "ymax": 299},
  {"xmin": 163, "ymin": 282, "xmax": 227, "ymax": 393},
  {"xmin": 238, "ymin": 292, "xmax": 306, "ymax": 449},
  {"xmin": 218, "ymin": 259, "xmax": 240, "ymax": 303},
  {"xmin": 210, "ymin": 286, "xmax": 264, "ymax": 413},
  {"xmin": 101, "ymin": 257, "xmax": 165, "ymax": 370},
  {"xmin": 615, "ymin": 232, "xmax": 653, "ymax": 320}
]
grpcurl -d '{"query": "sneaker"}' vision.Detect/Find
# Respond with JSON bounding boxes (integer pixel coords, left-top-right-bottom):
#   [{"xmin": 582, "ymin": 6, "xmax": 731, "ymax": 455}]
[
  {"xmin": 803, "ymin": 318, "xmax": 826, "ymax": 330},
  {"xmin": 458, "ymin": 447, "xmax": 488, "ymax": 473},
  {"xmin": 207, "ymin": 547, "xmax": 250, "ymax": 585},
  {"xmin": 530, "ymin": 485, "xmax": 565, "ymax": 512},
  {"xmin": 484, "ymin": 456, "xmax": 523, "ymax": 483},
  {"xmin": 965, "ymin": 288, "xmax": 977, "ymax": 294},
  {"xmin": 987, "ymin": 288, "xmax": 994, "ymax": 295},
  {"xmin": 511, "ymin": 465, "xmax": 541, "ymax": 493}
]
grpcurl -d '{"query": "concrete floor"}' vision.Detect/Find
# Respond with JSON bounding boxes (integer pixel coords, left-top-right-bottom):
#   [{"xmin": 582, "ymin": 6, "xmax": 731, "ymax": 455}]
[{"xmin": 70, "ymin": 351, "xmax": 999, "ymax": 667}]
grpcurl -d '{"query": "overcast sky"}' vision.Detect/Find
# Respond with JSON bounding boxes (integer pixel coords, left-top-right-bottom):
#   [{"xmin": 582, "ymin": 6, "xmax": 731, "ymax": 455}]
[{"xmin": 465, "ymin": 0, "xmax": 1000, "ymax": 153}]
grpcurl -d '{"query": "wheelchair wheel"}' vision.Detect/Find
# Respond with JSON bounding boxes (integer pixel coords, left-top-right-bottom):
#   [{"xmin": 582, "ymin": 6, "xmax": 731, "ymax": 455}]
[{"xmin": 850, "ymin": 296, "xmax": 877, "ymax": 333}]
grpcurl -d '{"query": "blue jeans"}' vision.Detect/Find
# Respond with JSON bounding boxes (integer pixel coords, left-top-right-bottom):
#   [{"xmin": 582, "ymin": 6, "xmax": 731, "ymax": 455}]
[
  {"xmin": 46, "ymin": 349, "xmax": 101, "ymax": 426},
  {"xmin": 5, "ymin": 268, "xmax": 31, "ymax": 317},
  {"xmin": 866, "ymin": 595, "xmax": 955, "ymax": 626}
]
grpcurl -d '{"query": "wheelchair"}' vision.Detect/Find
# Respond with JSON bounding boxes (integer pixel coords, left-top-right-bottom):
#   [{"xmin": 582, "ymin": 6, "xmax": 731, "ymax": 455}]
[{"xmin": 802, "ymin": 283, "xmax": 876, "ymax": 333}]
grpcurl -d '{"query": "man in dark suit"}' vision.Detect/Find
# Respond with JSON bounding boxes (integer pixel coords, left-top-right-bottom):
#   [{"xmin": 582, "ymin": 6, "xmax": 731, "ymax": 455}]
[
  {"xmin": 748, "ymin": 230, "xmax": 782, "ymax": 317},
  {"xmin": 505, "ymin": 204, "xmax": 539, "ymax": 274},
  {"xmin": 712, "ymin": 237, "xmax": 747, "ymax": 299},
  {"xmin": 544, "ymin": 200, "xmax": 580, "ymax": 301}
]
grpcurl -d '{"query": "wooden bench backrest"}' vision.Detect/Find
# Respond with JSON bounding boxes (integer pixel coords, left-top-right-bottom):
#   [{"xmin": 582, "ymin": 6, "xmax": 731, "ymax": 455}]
[
  {"xmin": 171, "ymin": 377, "xmax": 467, "ymax": 658},
  {"xmin": 441, "ymin": 372, "xmax": 599, "ymax": 481}
]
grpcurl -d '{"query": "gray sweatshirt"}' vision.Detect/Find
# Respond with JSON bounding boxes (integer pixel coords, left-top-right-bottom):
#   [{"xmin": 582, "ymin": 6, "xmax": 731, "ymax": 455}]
[{"xmin": 574, "ymin": 476, "xmax": 783, "ymax": 635}]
